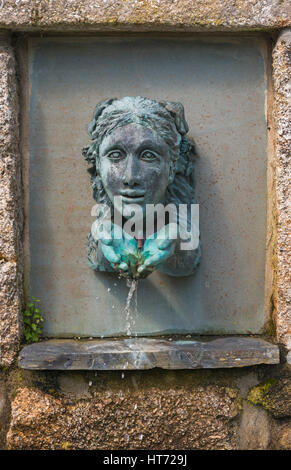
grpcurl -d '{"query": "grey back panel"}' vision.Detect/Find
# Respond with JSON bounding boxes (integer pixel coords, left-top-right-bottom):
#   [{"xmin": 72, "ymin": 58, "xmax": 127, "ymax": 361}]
[{"xmin": 29, "ymin": 37, "xmax": 267, "ymax": 336}]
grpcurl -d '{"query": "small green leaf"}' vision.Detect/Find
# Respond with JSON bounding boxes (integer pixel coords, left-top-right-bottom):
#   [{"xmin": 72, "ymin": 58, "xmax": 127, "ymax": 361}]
[{"xmin": 23, "ymin": 296, "xmax": 43, "ymax": 343}]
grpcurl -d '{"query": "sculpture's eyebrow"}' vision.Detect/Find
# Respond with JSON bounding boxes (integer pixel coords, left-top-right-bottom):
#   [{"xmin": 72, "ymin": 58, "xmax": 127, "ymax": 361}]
[{"xmin": 135, "ymin": 140, "xmax": 165, "ymax": 153}]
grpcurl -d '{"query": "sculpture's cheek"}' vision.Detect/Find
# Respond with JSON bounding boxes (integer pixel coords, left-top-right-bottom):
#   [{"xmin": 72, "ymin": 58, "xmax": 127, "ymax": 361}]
[
  {"xmin": 142, "ymin": 164, "xmax": 170, "ymax": 203},
  {"xmin": 100, "ymin": 163, "xmax": 125, "ymax": 200}
]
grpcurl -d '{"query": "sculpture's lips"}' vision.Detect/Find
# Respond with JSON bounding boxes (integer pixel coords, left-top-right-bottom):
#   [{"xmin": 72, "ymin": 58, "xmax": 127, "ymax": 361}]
[
  {"xmin": 119, "ymin": 190, "xmax": 145, "ymax": 203},
  {"xmin": 121, "ymin": 195, "xmax": 145, "ymax": 203}
]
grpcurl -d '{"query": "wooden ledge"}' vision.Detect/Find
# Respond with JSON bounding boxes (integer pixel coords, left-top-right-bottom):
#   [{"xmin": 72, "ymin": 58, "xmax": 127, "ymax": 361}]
[{"xmin": 18, "ymin": 337, "xmax": 280, "ymax": 370}]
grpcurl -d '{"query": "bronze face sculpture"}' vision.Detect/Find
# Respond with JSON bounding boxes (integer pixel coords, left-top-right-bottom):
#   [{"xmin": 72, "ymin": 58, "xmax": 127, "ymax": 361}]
[{"xmin": 82, "ymin": 96, "xmax": 201, "ymax": 279}]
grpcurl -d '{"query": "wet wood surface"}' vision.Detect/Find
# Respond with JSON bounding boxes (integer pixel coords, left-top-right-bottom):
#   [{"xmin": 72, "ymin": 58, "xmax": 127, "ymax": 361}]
[{"xmin": 19, "ymin": 337, "xmax": 280, "ymax": 370}]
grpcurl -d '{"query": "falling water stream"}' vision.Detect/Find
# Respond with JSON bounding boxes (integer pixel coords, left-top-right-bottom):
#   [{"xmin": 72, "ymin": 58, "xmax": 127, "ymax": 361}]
[{"xmin": 124, "ymin": 279, "xmax": 139, "ymax": 336}]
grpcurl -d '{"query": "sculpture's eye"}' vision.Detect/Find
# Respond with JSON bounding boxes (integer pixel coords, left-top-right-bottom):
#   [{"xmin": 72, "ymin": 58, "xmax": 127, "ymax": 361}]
[
  {"xmin": 107, "ymin": 150, "xmax": 123, "ymax": 161},
  {"xmin": 140, "ymin": 150, "xmax": 158, "ymax": 161}
]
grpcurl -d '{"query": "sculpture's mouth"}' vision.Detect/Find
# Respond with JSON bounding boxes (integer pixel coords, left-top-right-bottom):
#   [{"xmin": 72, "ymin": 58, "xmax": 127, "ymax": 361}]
[
  {"xmin": 121, "ymin": 196, "xmax": 145, "ymax": 203},
  {"xmin": 119, "ymin": 190, "xmax": 145, "ymax": 203}
]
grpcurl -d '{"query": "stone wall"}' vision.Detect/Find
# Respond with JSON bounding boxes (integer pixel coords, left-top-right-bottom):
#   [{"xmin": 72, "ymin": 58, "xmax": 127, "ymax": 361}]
[
  {"xmin": 3, "ymin": 365, "xmax": 291, "ymax": 450},
  {"xmin": 0, "ymin": 0, "xmax": 290, "ymax": 450},
  {"xmin": 0, "ymin": 33, "xmax": 23, "ymax": 367},
  {"xmin": 272, "ymin": 30, "xmax": 291, "ymax": 348},
  {"xmin": 0, "ymin": 0, "xmax": 289, "ymax": 31}
]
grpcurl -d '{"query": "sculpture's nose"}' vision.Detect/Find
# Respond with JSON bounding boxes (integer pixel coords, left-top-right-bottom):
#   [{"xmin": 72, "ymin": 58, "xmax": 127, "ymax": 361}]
[{"xmin": 122, "ymin": 154, "xmax": 141, "ymax": 187}]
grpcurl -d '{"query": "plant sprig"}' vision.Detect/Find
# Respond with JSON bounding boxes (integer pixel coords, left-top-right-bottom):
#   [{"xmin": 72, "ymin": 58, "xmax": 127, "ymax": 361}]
[{"xmin": 23, "ymin": 296, "xmax": 44, "ymax": 343}]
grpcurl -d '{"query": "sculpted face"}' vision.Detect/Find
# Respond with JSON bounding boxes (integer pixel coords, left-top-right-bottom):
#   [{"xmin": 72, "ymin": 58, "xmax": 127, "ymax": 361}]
[{"xmin": 98, "ymin": 123, "xmax": 172, "ymax": 217}]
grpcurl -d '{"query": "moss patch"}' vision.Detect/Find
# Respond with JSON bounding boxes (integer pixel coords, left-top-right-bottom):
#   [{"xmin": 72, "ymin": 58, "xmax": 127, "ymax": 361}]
[
  {"xmin": 267, "ymin": 294, "xmax": 276, "ymax": 336},
  {"xmin": 248, "ymin": 378, "xmax": 277, "ymax": 408}
]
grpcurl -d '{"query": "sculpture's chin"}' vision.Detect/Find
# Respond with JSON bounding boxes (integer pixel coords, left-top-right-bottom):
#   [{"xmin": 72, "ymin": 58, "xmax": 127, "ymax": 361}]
[{"xmin": 120, "ymin": 203, "xmax": 146, "ymax": 221}]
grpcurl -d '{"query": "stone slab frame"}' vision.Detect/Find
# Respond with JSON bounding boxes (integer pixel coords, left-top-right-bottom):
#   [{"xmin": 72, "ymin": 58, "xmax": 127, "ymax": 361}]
[{"xmin": 0, "ymin": 1, "xmax": 290, "ymax": 366}]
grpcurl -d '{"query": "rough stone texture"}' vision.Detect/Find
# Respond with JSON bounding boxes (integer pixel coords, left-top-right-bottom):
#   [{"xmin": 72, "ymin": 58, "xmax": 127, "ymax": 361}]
[
  {"xmin": 4, "ymin": 366, "xmax": 291, "ymax": 450},
  {"xmin": 18, "ymin": 337, "xmax": 280, "ymax": 370},
  {"xmin": 248, "ymin": 377, "xmax": 291, "ymax": 418},
  {"xmin": 244, "ymin": 371, "xmax": 291, "ymax": 450},
  {"xmin": 272, "ymin": 30, "xmax": 291, "ymax": 348},
  {"xmin": 0, "ymin": 373, "xmax": 9, "ymax": 449},
  {"xmin": 0, "ymin": 0, "xmax": 289, "ymax": 31},
  {"xmin": 6, "ymin": 384, "xmax": 240, "ymax": 450},
  {"xmin": 277, "ymin": 425, "xmax": 291, "ymax": 449},
  {"xmin": 239, "ymin": 401, "xmax": 271, "ymax": 449},
  {"xmin": 0, "ymin": 34, "xmax": 23, "ymax": 366},
  {"xmin": 266, "ymin": 378, "xmax": 291, "ymax": 419}
]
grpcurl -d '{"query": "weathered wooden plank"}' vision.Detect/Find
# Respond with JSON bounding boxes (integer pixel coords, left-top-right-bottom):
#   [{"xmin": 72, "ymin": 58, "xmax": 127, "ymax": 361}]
[{"xmin": 18, "ymin": 337, "xmax": 280, "ymax": 370}]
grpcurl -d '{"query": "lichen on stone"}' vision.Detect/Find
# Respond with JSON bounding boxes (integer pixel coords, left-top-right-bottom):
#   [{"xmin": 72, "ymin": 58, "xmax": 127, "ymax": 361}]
[
  {"xmin": 248, "ymin": 377, "xmax": 291, "ymax": 420},
  {"xmin": 248, "ymin": 378, "xmax": 277, "ymax": 407}
]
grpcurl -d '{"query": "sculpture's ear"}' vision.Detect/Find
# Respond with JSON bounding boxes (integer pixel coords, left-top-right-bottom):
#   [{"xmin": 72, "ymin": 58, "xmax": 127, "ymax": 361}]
[
  {"xmin": 88, "ymin": 98, "xmax": 116, "ymax": 138},
  {"xmin": 159, "ymin": 101, "xmax": 189, "ymax": 135}
]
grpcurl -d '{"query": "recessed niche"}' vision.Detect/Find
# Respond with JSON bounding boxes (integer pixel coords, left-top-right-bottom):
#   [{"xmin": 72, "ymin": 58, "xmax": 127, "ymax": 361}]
[{"xmin": 27, "ymin": 36, "xmax": 268, "ymax": 337}]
